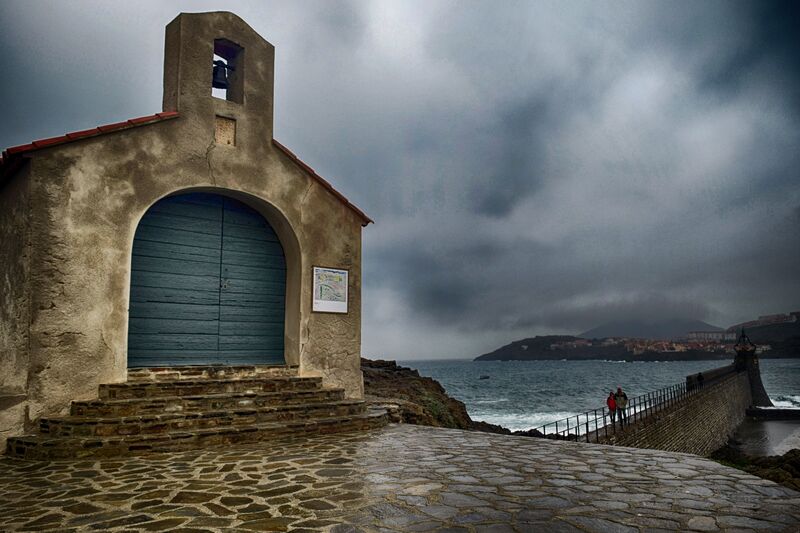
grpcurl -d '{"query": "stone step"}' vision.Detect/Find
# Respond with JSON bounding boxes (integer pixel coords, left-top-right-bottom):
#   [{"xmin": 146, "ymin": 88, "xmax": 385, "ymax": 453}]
[
  {"xmin": 126, "ymin": 364, "xmax": 298, "ymax": 382},
  {"xmin": 7, "ymin": 409, "xmax": 389, "ymax": 460},
  {"xmin": 99, "ymin": 376, "xmax": 322, "ymax": 400},
  {"xmin": 40, "ymin": 400, "xmax": 367, "ymax": 438},
  {"xmin": 71, "ymin": 388, "xmax": 346, "ymax": 417}
]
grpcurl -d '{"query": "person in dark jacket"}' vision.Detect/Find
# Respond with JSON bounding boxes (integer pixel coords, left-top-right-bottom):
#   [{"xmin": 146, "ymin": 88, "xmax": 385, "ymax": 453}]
[
  {"xmin": 615, "ymin": 387, "xmax": 628, "ymax": 425},
  {"xmin": 606, "ymin": 391, "xmax": 617, "ymax": 424}
]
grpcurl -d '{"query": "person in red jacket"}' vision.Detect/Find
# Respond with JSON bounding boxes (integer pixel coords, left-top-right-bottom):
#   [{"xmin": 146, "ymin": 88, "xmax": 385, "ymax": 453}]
[{"xmin": 606, "ymin": 391, "xmax": 617, "ymax": 424}]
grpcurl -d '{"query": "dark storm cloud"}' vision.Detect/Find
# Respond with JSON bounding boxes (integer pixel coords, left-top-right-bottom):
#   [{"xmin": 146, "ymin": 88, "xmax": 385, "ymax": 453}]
[
  {"xmin": 1, "ymin": 1, "xmax": 798, "ymax": 359},
  {"xmin": 700, "ymin": 1, "xmax": 800, "ymax": 109},
  {"xmin": 468, "ymin": 95, "xmax": 553, "ymax": 217}
]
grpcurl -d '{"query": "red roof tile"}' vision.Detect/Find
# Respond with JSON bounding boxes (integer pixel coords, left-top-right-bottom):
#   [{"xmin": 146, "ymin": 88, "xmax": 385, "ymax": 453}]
[
  {"xmin": 1, "ymin": 112, "xmax": 179, "ymax": 166},
  {"xmin": 272, "ymin": 140, "xmax": 373, "ymax": 226}
]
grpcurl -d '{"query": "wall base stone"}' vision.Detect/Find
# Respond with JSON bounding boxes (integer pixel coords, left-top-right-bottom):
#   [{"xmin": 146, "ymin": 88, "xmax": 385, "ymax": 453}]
[{"xmin": 599, "ymin": 372, "xmax": 752, "ymax": 456}]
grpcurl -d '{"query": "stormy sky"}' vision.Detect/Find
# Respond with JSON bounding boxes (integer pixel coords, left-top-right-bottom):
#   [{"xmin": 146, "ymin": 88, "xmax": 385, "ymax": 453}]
[{"xmin": 1, "ymin": 1, "xmax": 798, "ymax": 359}]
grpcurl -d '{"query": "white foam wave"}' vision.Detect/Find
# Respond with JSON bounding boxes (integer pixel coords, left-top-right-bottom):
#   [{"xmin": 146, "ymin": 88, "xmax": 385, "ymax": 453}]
[
  {"xmin": 473, "ymin": 398, "xmax": 509, "ymax": 404},
  {"xmin": 473, "ymin": 411, "xmax": 580, "ymax": 432},
  {"xmin": 771, "ymin": 395, "xmax": 800, "ymax": 408}
]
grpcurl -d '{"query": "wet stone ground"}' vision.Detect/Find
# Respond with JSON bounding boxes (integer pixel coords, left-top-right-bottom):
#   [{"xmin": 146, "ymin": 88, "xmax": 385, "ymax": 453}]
[{"xmin": 0, "ymin": 424, "xmax": 798, "ymax": 532}]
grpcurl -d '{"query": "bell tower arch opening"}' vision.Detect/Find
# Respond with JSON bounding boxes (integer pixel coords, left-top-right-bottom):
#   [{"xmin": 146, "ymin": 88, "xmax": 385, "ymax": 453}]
[{"xmin": 211, "ymin": 38, "xmax": 244, "ymax": 103}]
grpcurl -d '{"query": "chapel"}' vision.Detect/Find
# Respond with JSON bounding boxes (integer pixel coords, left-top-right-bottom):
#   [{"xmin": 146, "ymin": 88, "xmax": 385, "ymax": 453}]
[{"xmin": 0, "ymin": 12, "xmax": 381, "ymax": 457}]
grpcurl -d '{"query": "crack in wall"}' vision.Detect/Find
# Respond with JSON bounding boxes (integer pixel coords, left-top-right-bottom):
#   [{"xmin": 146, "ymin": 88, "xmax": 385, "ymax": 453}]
[{"xmin": 205, "ymin": 141, "xmax": 217, "ymax": 186}]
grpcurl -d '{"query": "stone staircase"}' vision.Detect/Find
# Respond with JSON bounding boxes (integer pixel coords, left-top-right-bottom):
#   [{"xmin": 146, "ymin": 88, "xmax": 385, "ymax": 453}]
[{"xmin": 5, "ymin": 365, "xmax": 387, "ymax": 460}]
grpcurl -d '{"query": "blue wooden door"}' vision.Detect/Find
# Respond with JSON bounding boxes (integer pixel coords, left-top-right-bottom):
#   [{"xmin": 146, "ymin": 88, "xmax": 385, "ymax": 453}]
[{"xmin": 128, "ymin": 193, "xmax": 286, "ymax": 366}]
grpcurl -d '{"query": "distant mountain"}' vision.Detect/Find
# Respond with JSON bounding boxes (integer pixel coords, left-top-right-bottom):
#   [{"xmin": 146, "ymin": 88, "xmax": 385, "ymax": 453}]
[{"xmin": 579, "ymin": 319, "xmax": 721, "ymax": 340}]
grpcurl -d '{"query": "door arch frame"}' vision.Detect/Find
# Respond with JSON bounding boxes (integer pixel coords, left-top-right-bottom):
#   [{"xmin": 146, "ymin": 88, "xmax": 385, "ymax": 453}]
[{"xmin": 124, "ymin": 186, "xmax": 302, "ymax": 367}]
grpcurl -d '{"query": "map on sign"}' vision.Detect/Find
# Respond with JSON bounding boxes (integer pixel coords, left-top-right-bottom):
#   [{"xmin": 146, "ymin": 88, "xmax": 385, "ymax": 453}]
[{"xmin": 312, "ymin": 267, "xmax": 348, "ymax": 313}]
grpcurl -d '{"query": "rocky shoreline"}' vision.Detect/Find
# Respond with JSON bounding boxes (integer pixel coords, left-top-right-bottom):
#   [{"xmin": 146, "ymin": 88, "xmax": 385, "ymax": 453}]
[
  {"xmin": 361, "ymin": 358, "xmax": 509, "ymax": 434},
  {"xmin": 711, "ymin": 445, "xmax": 800, "ymax": 491},
  {"xmin": 362, "ymin": 357, "xmax": 800, "ymax": 491},
  {"xmin": 362, "ymin": 359, "xmax": 561, "ymax": 438}
]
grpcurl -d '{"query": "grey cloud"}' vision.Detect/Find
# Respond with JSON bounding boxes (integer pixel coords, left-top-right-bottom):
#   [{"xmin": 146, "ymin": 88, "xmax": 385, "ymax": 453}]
[
  {"xmin": 467, "ymin": 95, "xmax": 553, "ymax": 217},
  {"xmin": 1, "ymin": 1, "xmax": 798, "ymax": 359}
]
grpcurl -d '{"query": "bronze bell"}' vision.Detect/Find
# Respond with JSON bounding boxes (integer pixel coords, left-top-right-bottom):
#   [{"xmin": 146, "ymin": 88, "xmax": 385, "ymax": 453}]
[{"xmin": 212, "ymin": 60, "xmax": 229, "ymax": 89}]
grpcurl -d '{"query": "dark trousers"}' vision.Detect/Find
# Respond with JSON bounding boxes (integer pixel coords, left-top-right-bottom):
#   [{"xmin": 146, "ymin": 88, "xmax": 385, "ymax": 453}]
[{"xmin": 617, "ymin": 407, "xmax": 627, "ymax": 424}]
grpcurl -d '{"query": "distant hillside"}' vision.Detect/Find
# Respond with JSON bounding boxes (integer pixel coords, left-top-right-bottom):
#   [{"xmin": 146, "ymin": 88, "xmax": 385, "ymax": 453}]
[
  {"xmin": 475, "ymin": 336, "xmax": 587, "ymax": 361},
  {"xmin": 579, "ymin": 319, "xmax": 721, "ymax": 340},
  {"xmin": 474, "ymin": 335, "xmax": 732, "ymax": 362},
  {"xmin": 743, "ymin": 320, "xmax": 800, "ymax": 343},
  {"xmin": 741, "ymin": 321, "xmax": 800, "ymax": 358}
]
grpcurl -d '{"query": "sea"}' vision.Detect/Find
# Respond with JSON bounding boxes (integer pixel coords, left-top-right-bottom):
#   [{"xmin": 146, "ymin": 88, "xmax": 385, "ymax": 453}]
[{"xmin": 399, "ymin": 358, "xmax": 800, "ymax": 432}]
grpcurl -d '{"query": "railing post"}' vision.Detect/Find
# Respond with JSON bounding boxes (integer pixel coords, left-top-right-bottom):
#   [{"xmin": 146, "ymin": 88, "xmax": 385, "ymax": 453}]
[{"xmin": 586, "ymin": 412, "xmax": 590, "ymax": 443}]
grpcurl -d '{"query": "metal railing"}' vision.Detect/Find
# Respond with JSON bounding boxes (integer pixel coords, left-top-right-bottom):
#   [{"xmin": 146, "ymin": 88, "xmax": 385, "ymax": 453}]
[{"xmin": 530, "ymin": 372, "xmax": 732, "ymax": 443}]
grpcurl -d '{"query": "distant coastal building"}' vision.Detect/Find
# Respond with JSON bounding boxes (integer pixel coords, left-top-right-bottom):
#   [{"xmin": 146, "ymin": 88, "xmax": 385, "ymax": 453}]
[
  {"xmin": 726, "ymin": 311, "xmax": 799, "ymax": 333},
  {"xmin": 687, "ymin": 331, "xmax": 736, "ymax": 342}
]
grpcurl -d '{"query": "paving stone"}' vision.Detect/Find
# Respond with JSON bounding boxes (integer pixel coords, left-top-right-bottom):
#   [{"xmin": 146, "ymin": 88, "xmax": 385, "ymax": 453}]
[
  {"xmin": 300, "ymin": 499, "xmax": 337, "ymax": 510},
  {"xmin": 473, "ymin": 524, "xmax": 516, "ymax": 533},
  {"xmin": 564, "ymin": 516, "xmax": 639, "ymax": 532},
  {"xmin": 687, "ymin": 516, "xmax": 718, "ymax": 531},
  {"xmin": 254, "ymin": 484, "xmax": 304, "ymax": 498},
  {"xmin": 0, "ymin": 424, "xmax": 797, "ymax": 533},
  {"xmin": 203, "ymin": 502, "xmax": 234, "ymax": 516},
  {"xmin": 139, "ymin": 517, "xmax": 191, "ymax": 531},
  {"xmin": 20, "ymin": 513, "xmax": 63, "ymax": 528},
  {"xmin": 219, "ymin": 495, "xmax": 253, "ymax": 506},
  {"xmin": 716, "ymin": 515, "xmax": 784, "ymax": 530},
  {"xmin": 170, "ymin": 491, "xmax": 215, "ymax": 504},
  {"xmin": 439, "ymin": 492, "xmax": 488, "ymax": 507},
  {"xmin": 62, "ymin": 502, "xmax": 103, "ymax": 514},
  {"xmin": 87, "ymin": 513, "xmax": 152, "ymax": 529},
  {"xmin": 238, "ymin": 503, "xmax": 271, "ymax": 513},
  {"xmin": 238, "ymin": 517, "xmax": 297, "ymax": 531}
]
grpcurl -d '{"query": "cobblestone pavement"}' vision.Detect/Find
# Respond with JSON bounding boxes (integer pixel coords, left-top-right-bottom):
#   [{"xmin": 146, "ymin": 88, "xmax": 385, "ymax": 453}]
[{"xmin": 1, "ymin": 424, "xmax": 798, "ymax": 532}]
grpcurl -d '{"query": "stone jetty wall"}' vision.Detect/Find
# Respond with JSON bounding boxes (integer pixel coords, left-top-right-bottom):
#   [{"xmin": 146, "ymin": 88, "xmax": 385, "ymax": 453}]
[{"xmin": 599, "ymin": 372, "xmax": 752, "ymax": 456}]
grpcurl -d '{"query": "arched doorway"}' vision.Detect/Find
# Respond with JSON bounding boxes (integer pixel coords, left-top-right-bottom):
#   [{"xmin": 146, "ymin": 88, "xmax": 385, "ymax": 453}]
[{"xmin": 127, "ymin": 192, "xmax": 286, "ymax": 366}]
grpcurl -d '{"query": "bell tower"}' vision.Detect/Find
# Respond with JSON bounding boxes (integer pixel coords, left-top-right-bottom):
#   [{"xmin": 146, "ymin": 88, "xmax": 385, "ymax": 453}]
[{"xmin": 162, "ymin": 12, "xmax": 275, "ymax": 143}]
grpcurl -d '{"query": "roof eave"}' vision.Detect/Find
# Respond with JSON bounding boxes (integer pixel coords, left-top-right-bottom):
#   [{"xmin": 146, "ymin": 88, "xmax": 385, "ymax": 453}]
[{"xmin": 272, "ymin": 139, "xmax": 373, "ymax": 227}]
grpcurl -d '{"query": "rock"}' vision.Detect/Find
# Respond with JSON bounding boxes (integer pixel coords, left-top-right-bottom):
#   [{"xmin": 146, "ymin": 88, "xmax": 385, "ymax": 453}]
[
  {"xmin": 361, "ymin": 358, "xmax": 510, "ymax": 434},
  {"xmin": 710, "ymin": 446, "xmax": 800, "ymax": 491}
]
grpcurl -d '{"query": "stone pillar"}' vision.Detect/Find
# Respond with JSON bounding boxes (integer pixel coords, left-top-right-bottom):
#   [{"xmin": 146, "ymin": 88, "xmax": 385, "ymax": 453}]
[{"xmin": 733, "ymin": 330, "xmax": 773, "ymax": 407}]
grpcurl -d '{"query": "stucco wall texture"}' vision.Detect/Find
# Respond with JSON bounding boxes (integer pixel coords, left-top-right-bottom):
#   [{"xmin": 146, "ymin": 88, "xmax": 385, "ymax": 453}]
[{"xmin": 0, "ymin": 12, "xmax": 368, "ymax": 445}]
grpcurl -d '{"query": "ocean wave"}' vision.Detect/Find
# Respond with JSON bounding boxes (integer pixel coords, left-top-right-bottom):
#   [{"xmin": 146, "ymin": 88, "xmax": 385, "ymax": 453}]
[
  {"xmin": 473, "ymin": 411, "xmax": 580, "ymax": 432},
  {"xmin": 771, "ymin": 395, "xmax": 800, "ymax": 408},
  {"xmin": 473, "ymin": 398, "xmax": 509, "ymax": 404}
]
